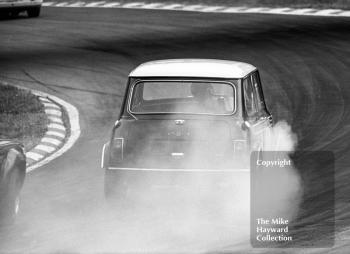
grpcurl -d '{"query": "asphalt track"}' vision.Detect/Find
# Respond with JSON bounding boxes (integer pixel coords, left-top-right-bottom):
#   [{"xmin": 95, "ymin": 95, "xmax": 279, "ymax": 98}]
[{"xmin": 0, "ymin": 7, "xmax": 349, "ymax": 253}]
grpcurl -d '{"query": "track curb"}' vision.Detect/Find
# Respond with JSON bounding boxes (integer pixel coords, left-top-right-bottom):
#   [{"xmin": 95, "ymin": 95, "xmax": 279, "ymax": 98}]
[
  {"xmin": 43, "ymin": 1, "xmax": 350, "ymax": 17},
  {"xmin": 18, "ymin": 88, "xmax": 81, "ymax": 173}
]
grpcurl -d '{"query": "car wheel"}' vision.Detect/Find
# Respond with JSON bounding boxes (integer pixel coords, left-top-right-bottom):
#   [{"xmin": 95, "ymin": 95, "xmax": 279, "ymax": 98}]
[
  {"xmin": 27, "ymin": 6, "xmax": 40, "ymax": 18},
  {"xmin": 0, "ymin": 169, "xmax": 23, "ymax": 225},
  {"xmin": 0, "ymin": 190, "xmax": 20, "ymax": 226}
]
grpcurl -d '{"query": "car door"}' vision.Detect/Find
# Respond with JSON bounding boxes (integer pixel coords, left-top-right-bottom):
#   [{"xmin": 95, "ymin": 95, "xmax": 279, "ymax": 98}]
[{"xmin": 243, "ymin": 71, "xmax": 272, "ymax": 151}]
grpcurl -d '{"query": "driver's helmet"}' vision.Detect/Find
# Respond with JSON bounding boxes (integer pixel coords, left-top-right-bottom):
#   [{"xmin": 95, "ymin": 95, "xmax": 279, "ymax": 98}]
[{"xmin": 190, "ymin": 83, "xmax": 214, "ymax": 101}]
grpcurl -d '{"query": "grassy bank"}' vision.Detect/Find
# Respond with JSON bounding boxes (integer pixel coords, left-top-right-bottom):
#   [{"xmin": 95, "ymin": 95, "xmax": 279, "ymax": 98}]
[
  {"xmin": 0, "ymin": 83, "xmax": 48, "ymax": 150},
  {"xmin": 48, "ymin": 0, "xmax": 350, "ymax": 10}
]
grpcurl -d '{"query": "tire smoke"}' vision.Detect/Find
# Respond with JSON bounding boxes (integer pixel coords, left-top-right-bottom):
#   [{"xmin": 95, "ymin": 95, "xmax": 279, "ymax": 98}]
[{"xmin": 1, "ymin": 121, "xmax": 301, "ymax": 253}]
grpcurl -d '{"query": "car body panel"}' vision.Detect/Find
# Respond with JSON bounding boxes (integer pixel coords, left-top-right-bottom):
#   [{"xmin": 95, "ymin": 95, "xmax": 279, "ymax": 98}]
[
  {"xmin": 0, "ymin": 139, "xmax": 26, "ymax": 223},
  {"xmin": 129, "ymin": 59, "xmax": 257, "ymax": 79},
  {"xmin": 110, "ymin": 118, "xmax": 247, "ymax": 169},
  {"xmin": 102, "ymin": 59, "xmax": 272, "ymax": 198},
  {"xmin": 104, "ymin": 168, "xmax": 250, "ymax": 200},
  {"xmin": 0, "ymin": 0, "xmax": 42, "ymax": 8}
]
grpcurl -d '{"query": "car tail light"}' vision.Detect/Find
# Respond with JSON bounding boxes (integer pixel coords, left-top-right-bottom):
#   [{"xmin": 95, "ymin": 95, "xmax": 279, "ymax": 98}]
[
  {"xmin": 233, "ymin": 139, "xmax": 247, "ymax": 152},
  {"xmin": 111, "ymin": 138, "xmax": 124, "ymax": 163}
]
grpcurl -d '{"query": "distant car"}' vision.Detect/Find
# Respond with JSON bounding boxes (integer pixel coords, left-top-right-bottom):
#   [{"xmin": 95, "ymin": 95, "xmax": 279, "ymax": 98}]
[
  {"xmin": 0, "ymin": 139, "xmax": 26, "ymax": 224},
  {"xmin": 101, "ymin": 59, "xmax": 273, "ymax": 200},
  {"xmin": 0, "ymin": 0, "xmax": 42, "ymax": 18}
]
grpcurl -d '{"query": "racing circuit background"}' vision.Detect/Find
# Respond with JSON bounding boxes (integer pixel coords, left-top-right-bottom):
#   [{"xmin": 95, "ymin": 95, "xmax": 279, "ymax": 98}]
[{"xmin": 0, "ymin": 2, "xmax": 350, "ymax": 253}]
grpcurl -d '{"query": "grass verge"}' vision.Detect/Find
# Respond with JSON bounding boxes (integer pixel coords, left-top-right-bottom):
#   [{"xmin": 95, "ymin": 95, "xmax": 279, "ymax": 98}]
[
  {"xmin": 47, "ymin": 0, "xmax": 350, "ymax": 10},
  {"xmin": 0, "ymin": 82, "xmax": 48, "ymax": 151}
]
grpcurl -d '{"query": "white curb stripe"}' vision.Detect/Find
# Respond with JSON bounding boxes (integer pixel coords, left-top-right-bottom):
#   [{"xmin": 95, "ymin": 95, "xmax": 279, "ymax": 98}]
[
  {"xmin": 140, "ymin": 3, "xmax": 164, "ymax": 9},
  {"xmin": 221, "ymin": 7, "xmax": 246, "ymax": 13},
  {"xmin": 48, "ymin": 123, "xmax": 66, "ymax": 131},
  {"xmin": 26, "ymin": 152, "xmax": 44, "ymax": 161},
  {"xmin": 104, "ymin": 2, "xmax": 120, "ymax": 7},
  {"xmin": 27, "ymin": 91, "xmax": 81, "ymax": 172},
  {"xmin": 48, "ymin": 117, "xmax": 64, "ymax": 124},
  {"xmin": 45, "ymin": 108, "xmax": 62, "ymax": 117},
  {"xmin": 123, "ymin": 2, "xmax": 144, "ymax": 8},
  {"xmin": 85, "ymin": 1, "xmax": 105, "ymax": 7},
  {"xmin": 242, "ymin": 7, "xmax": 267, "ymax": 12},
  {"xmin": 47, "ymin": 115, "xmax": 62, "ymax": 121},
  {"xmin": 161, "ymin": 3, "xmax": 182, "ymax": 9},
  {"xmin": 43, "ymin": 2, "xmax": 54, "ymax": 6},
  {"xmin": 7, "ymin": 83, "xmax": 77, "ymax": 168},
  {"xmin": 46, "ymin": 130, "xmax": 66, "ymax": 138},
  {"xmin": 201, "ymin": 6, "xmax": 224, "ymax": 12},
  {"xmin": 34, "ymin": 144, "xmax": 56, "ymax": 153},
  {"xmin": 68, "ymin": 1, "xmax": 86, "ymax": 7},
  {"xmin": 56, "ymin": 2, "xmax": 69, "ymax": 6},
  {"xmin": 41, "ymin": 137, "xmax": 62, "ymax": 146},
  {"xmin": 39, "ymin": 97, "xmax": 51, "ymax": 102},
  {"xmin": 42, "ymin": 1, "xmax": 350, "ymax": 17},
  {"xmin": 182, "ymin": 4, "xmax": 203, "ymax": 11},
  {"xmin": 291, "ymin": 8, "xmax": 316, "ymax": 14},
  {"xmin": 42, "ymin": 102, "xmax": 61, "ymax": 109},
  {"xmin": 316, "ymin": 9, "xmax": 342, "ymax": 15},
  {"xmin": 264, "ymin": 7, "xmax": 292, "ymax": 13}
]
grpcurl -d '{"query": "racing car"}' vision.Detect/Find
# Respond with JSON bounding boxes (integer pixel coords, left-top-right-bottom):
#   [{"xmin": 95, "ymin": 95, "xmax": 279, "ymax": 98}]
[
  {"xmin": 0, "ymin": 0, "xmax": 42, "ymax": 18},
  {"xmin": 101, "ymin": 59, "xmax": 273, "ymax": 200},
  {"xmin": 0, "ymin": 139, "xmax": 26, "ymax": 224}
]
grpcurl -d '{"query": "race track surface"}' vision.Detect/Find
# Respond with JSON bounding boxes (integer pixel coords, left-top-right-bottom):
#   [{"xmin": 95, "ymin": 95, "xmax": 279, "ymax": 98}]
[{"xmin": 0, "ymin": 7, "xmax": 349, "ymax": 253}]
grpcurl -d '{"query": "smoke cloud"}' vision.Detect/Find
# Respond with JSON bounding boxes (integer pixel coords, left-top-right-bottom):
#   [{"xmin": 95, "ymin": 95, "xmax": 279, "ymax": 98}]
[
  {"xmin": 79, "ymin": 120, "xmax": 301, "ymax": 253},
  {"xmin": 0, "ymin": 120, "xmax": 301, "ymax": 253}
]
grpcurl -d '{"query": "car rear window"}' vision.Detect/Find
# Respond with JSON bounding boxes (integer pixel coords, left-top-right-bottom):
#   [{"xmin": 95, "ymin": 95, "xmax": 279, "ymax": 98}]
[{"xmin": 129, "ymin": 80, "xmax": 236, "ymax": 115}]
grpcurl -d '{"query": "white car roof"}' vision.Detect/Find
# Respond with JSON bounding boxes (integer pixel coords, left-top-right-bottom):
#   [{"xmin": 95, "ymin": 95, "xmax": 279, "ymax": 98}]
[{"xmin": 129, "ymin": 59, "xmax": 256, "ymax": 79}]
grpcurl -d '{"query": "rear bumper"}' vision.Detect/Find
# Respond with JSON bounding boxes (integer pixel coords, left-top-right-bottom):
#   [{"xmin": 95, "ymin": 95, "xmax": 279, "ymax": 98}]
[
  {"xmin": 0, "ymin": 0, "xmax": 42, "ymax": 9},
  {"xmin": 104, "ymin": 169, "xmax": 251, "ymax": 209},
  {"xmin": 104, "ymin": 167, "xmax": 250, "ymax": 194},
  {"xmin": 101, "ymin": 140, "xmax": 250, "ymax": 171},
  {"xmin": 106, "ymin": 153, "xmax": 249, "ymax": 170},
  {"xmin": 106, "ymin": 167, "xmax": 249, "ymax": 172}
]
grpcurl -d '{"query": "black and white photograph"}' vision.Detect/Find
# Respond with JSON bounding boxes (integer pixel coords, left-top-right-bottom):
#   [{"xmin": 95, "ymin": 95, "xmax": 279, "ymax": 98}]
[{"xmin": 0, "ymin": 0, "xmax": 349, "ymax": 253}]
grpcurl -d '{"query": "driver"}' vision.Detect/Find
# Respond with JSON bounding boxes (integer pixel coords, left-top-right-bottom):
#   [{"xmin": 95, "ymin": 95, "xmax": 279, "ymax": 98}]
[{"xmin": 190, "ymin": 83, "xmax": 221, "ymax": 113}]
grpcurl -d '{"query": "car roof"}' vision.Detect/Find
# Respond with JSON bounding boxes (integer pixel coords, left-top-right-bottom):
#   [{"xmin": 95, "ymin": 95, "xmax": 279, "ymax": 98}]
[{"xmin": 129, "ymin": 59, "xmax": 257, "ymax": 79}]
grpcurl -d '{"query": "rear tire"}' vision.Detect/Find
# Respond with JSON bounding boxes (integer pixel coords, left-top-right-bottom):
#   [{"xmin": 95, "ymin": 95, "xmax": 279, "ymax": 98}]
[
  {"xmin": 0, "ymin": 185, "xmax": 20, "ymax": 226},
  {"xmin": 27, "ymin": 6, "xmax": 40, "ymax": 18},
  {"xmin": 0, "ymin": 196, "xmax": 20, "ymax": 226}
]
